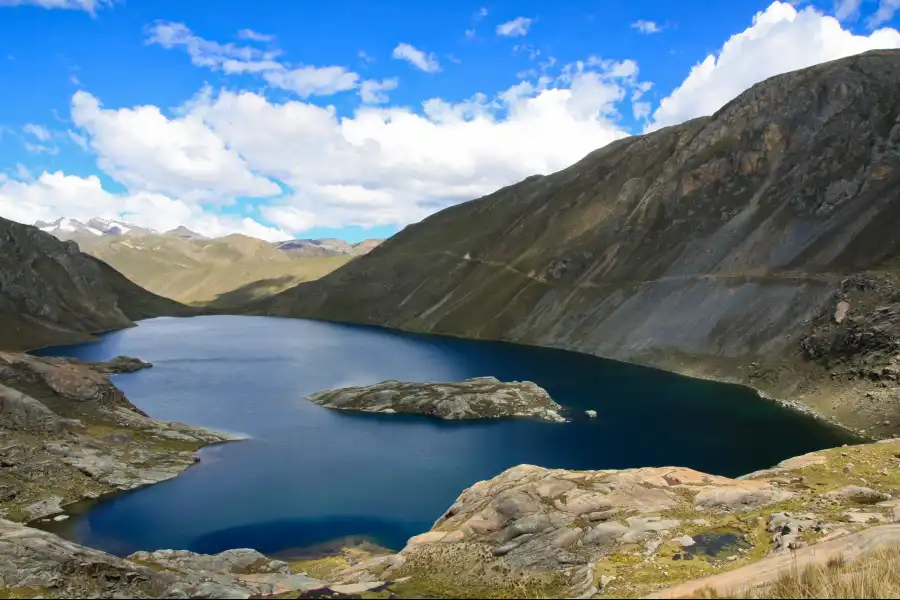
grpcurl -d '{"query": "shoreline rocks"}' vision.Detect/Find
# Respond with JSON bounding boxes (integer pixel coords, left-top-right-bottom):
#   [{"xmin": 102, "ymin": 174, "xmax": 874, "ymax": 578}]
[
  {"xmin": 307, "ymin": 376, "xmax": 567, "ymax": 422},
  {"xmin": 317, "ymin": 439, "xmax": 900, "ymax": 599},
  {"xmin": 0, "ymin": 352, "xmax": 239, "ymax": 523}
]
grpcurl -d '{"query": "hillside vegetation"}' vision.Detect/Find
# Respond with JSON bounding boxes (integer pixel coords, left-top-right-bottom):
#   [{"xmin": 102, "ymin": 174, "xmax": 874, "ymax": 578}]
[{"xmin": 76, "ymin": 233, "xmax": 352, "ymax": 308}]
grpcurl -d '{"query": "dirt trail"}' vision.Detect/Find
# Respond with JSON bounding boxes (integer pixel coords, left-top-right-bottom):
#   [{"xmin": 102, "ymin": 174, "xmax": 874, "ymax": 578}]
[{"xmin": 645, "ymin": 524, "xmax": 900, "ymax": 599}]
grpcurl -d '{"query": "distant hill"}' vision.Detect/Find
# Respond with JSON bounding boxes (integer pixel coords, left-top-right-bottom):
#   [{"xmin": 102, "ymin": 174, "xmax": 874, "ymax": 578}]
[
  {"xmin": 165, "ymin": 225, "xmax": 207, "ymax": 239},
  {"xmin": 30, "ymin": 219, "xmax": 383, "ymax": 307},
  {"xmin": 74, "ymin": 232, "xmax": 355, "ymax": 308},
  {"xmin": 274, "ymin": 237, "xmax": 383, "ymax": 257}
]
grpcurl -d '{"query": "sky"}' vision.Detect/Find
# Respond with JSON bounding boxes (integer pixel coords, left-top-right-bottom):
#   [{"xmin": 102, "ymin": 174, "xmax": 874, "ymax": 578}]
[{"xmin": 0, "ymin": 0, "xmax": 898, "ymax": 243}]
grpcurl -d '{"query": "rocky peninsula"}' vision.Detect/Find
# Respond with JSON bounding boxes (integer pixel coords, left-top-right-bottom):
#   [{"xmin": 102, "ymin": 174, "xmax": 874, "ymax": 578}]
[
  {"xmin": 0, "ymin": 351, "xmax": 240, "ymax": 523},
  {"xmin": 307, "ymin": 376, "xmax": 567, "ymax": 422}
]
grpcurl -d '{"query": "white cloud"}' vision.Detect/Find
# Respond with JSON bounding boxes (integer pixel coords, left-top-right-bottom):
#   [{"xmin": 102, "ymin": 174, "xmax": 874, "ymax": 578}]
[
  {"xmin": 631, "ymin": 20, "xmax": 663, "ymax": 34},
  {"xmin": 236, "ymin": 28, "xmax": 274, "ymax": 42},
  {"xmin": 648, "ymin": 1, "xmax": 900, "ymax": 131},
  {"xmin": 834, "ymin": 0, "xmax": 863, "ymax": 20},
  {"xmin": 392, "ymin": 43, "xmax": 441, "ymax": 73},
  {"xmin": 869, "ymin": 0, "xmax": 900, "ymax": 27},
  {"xmin": 24, "ymin": 143, "xmax": 58, "ymax": 155},
  {"xmin": 497, "ymin": 17, "xmax": 533, "ymax": 37},
  {"xmin": 263, "ymin": 66, "xmax": 360, "ymax": 97},
  {"xmin": 146, "ymin": 21, "xmax": 363, "ymax": 98},
  {"xmin": 0, "ymin": 171, "xmax": 288, "ymax": 241},
  {"xmin": 23, "ymin": 123, "xmax": 51, "ymax": 141},
  {"xmin": 475, "ymin": 7, "xmax": 487, "ymax": 19},
  {"xmin": 358, "ymin": 50, "xmax": 375, "ymax": 64},
  {"xmin": 179, "ymin": 57, "xmax": 644, "ymax": 232},
  {"xmin": 359, "ymin": 78, "xmax": 398, "ymax": 104},
  {"xmin": 70, "ymin": 90, "xmax": 280, "ymax": 201},
  {"xmin": 0, "ymin": 0, "xmax": 114, "ymax": 13},
  {"xmin": 67, "ymin": 129, "xmax": 88, "ymax": 149},
  {"xmin": 14, "ymin": 163, "xmax": 32, "ymax": 180},
  {"xmin": 465, "ymin": 28, "xmax": 477, "ymax": 39}
]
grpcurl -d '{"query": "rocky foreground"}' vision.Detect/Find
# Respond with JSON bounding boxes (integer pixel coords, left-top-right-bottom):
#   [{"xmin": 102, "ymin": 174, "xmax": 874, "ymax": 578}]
[
  {"xmin": 297, "ymin": 439, "xmax": 900, "ymax": 599},
  {"xmin": 307, "ymin": 376, "xmax": 567, "ymax": 422}
]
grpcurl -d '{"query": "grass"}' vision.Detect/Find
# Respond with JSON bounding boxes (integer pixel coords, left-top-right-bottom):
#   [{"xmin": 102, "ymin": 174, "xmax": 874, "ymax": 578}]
[
  {"xmin": 736, "ymin": 544, "xmax": 900, "ymax": 599},
  {"xmin": 78, "ymin": 233, "xmax": 352, "ymax": 307}
]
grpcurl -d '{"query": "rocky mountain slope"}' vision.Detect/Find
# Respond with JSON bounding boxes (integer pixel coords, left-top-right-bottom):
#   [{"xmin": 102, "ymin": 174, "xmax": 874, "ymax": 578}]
[
  {"xmin": 0, "ymin": 216, "xmax": 192, "ymax": 351},
  {"xmin": 75, "ymin": 232, "xmax": 352, "ymax": 308},
  {"xmin": 260, "ymin": 50, "xmax": 900, "ymax": 434}
]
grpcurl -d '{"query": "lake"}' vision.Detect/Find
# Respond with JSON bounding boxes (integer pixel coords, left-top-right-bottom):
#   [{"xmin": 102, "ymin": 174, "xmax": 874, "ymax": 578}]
[{"xmin": 34, "ymin": 315, "xmax": 855, "ymax": 557}]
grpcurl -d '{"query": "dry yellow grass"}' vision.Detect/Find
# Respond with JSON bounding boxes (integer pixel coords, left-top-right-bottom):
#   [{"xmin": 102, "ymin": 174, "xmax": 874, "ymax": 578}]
[
  {"xmin": 736, "ymin": 545, "xmax": 900, "ymax": 599},
  {"xmin": 77, "ymin": 233, "xmax": 351, "ymax": 307}
]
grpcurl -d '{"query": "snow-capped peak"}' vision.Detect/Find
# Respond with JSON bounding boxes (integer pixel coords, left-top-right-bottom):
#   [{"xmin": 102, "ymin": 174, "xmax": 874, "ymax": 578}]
[{"xmin": 34, "ymin": 216, "xmax": 156, "ymax": 240}]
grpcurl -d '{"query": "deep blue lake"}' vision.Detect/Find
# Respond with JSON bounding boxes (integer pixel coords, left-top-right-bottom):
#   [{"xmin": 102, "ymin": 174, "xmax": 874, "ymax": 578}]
[{"xmin": 34, "ymin": 315, "xmax": 855, "ymax": 557}]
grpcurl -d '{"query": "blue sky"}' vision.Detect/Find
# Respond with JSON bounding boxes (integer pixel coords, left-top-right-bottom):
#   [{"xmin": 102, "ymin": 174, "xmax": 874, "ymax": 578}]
[{"xmin": 0, "ymin": 0, "xmax": 898, "ymax": 242}]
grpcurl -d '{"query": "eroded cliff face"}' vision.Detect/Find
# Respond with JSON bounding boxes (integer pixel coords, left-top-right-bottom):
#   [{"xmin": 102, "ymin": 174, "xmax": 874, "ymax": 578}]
[
  {"xmin": 0, "ymin": 216, "xmax": 192, "ymax": 351},
  {"xmin": 262, "ymin": 50, "xmax": 900, "ymax": 432}
]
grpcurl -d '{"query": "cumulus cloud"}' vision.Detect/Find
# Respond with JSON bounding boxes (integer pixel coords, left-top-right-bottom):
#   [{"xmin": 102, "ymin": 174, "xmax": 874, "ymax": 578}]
[
  {"xmin": 146, "ymin": 21, "xmax": 363, "ymax": 98},
  {"xmin": 0, "ymin": 0, "xmax": 114, "ymax": 13},
  {"xmin": 70, "ymin": 90, "xmax": 280, "ymax": 201},
  {"xmin": 497, "ymin": 17, "xmax": 533, "ymax": 37},
  {"xmin": 648, "ymin": 1, "xmax": 900, "ymax": 131},
  {"xmin": 183, "ymin": 58, "xmax": 645, "ymax": 232},
  {"xmin": 631, "ymin": 20, "xmax": 663, "ymax": 34},
  {"xmin": 0, "ymin": 171, "xmax": 289, "ymax": 240},
  {"xmin": 392, "ymin": 43, "xmax": 441, "ymax": 73},
  {"xmin": 39, "ymin": 54, "xmax": 646, "ymax": 236}
]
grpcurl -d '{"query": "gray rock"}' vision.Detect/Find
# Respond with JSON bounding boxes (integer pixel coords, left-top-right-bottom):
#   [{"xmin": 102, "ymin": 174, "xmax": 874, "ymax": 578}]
[{"xmin": 308, "ymin": 376, "xmax": 566, "ymax": 422}]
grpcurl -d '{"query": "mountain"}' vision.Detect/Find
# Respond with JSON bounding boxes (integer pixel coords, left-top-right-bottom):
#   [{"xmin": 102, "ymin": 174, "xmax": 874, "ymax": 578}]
[
  {"xmin": 75, "ymin": 232, "xmax": 352, "ymax": 308},
  {"xmin": 274, "ymin": 237, "xmax": 383, "ymax": 257},
  {"xmin": 0, "ymin": 216, "xmax": 191, "ymax": 351},
  {"xmin": 259, "ymin": 50, "xmax": 900, "ymax": 433},
  {"xmin": 35, "ymin": 217, "xmax": 155, "ymax": 240},
  {"xmin": 165, "ymin": 225, "xmax": 207, "ymax": 239}
]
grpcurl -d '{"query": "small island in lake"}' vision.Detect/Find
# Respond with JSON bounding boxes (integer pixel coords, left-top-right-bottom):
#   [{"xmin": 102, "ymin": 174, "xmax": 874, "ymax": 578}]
[{"xmin": 307, "ymin": 376, "xmax": 567, "ymax": 422}]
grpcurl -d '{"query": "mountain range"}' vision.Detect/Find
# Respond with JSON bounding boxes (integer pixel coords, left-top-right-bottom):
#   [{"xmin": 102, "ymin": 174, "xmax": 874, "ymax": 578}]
[
  {"xmin": 34, "ymin": 217, "xmax": 382, "ymax": 258},
  {"xmin": 30, "ymin": 218, "xmax": 383, "ymax": 306}
]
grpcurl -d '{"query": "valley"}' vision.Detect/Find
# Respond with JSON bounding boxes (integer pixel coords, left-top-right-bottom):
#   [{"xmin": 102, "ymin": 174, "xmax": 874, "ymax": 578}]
[{"xmin": 2, "ymin": 49, "xmax": 900, "ymax": 599}]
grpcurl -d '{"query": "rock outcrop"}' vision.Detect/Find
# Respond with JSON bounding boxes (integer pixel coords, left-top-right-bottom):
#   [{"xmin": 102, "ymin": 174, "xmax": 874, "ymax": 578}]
[
  {"xmin": 0, "ymin": 519, "xmax": 331, "ymax": 599},
  {"xmin": 256, "ymin": 50, "xmax": 900, "ymax": 433},
  {"xmin": 313, "ymin": 439, "xmax": 900, "ymax": 599},
  {"xmin": 0, "ymin": 352, "xmax": 239, "ymax": 522},
  {"xmin": 0, "ymin": 216, "xmax": 193, "ymax": 351},
  {"xmin": 307, "ymin": 376, "xmax": 566, "ymax": 422}
]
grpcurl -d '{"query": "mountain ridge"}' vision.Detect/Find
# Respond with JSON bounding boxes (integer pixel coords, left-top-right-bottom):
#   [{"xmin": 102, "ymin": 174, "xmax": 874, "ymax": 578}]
[
  {"xmin": 0, "ymin": 216, "xmax": 193, "ymax": 351},
  {"xmin": 257, "ymin": 49, "xmax": 900, "ymax": 434}
]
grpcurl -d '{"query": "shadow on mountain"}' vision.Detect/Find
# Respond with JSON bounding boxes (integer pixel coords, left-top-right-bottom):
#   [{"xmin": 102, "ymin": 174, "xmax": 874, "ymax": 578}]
[
  {"xmin": 202, "ymin": 276, "xmax": 299, "ymax": 311},
  {"xmin": 187, "ymin": 516, "xmax": 420, "ymax": 556}
]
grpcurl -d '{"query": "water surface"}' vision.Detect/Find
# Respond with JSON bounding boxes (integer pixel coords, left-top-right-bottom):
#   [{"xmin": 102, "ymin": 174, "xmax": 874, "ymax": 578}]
[{"xmin": 35, "ymin": 315, "xmax": 855, "ymax": 556}]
